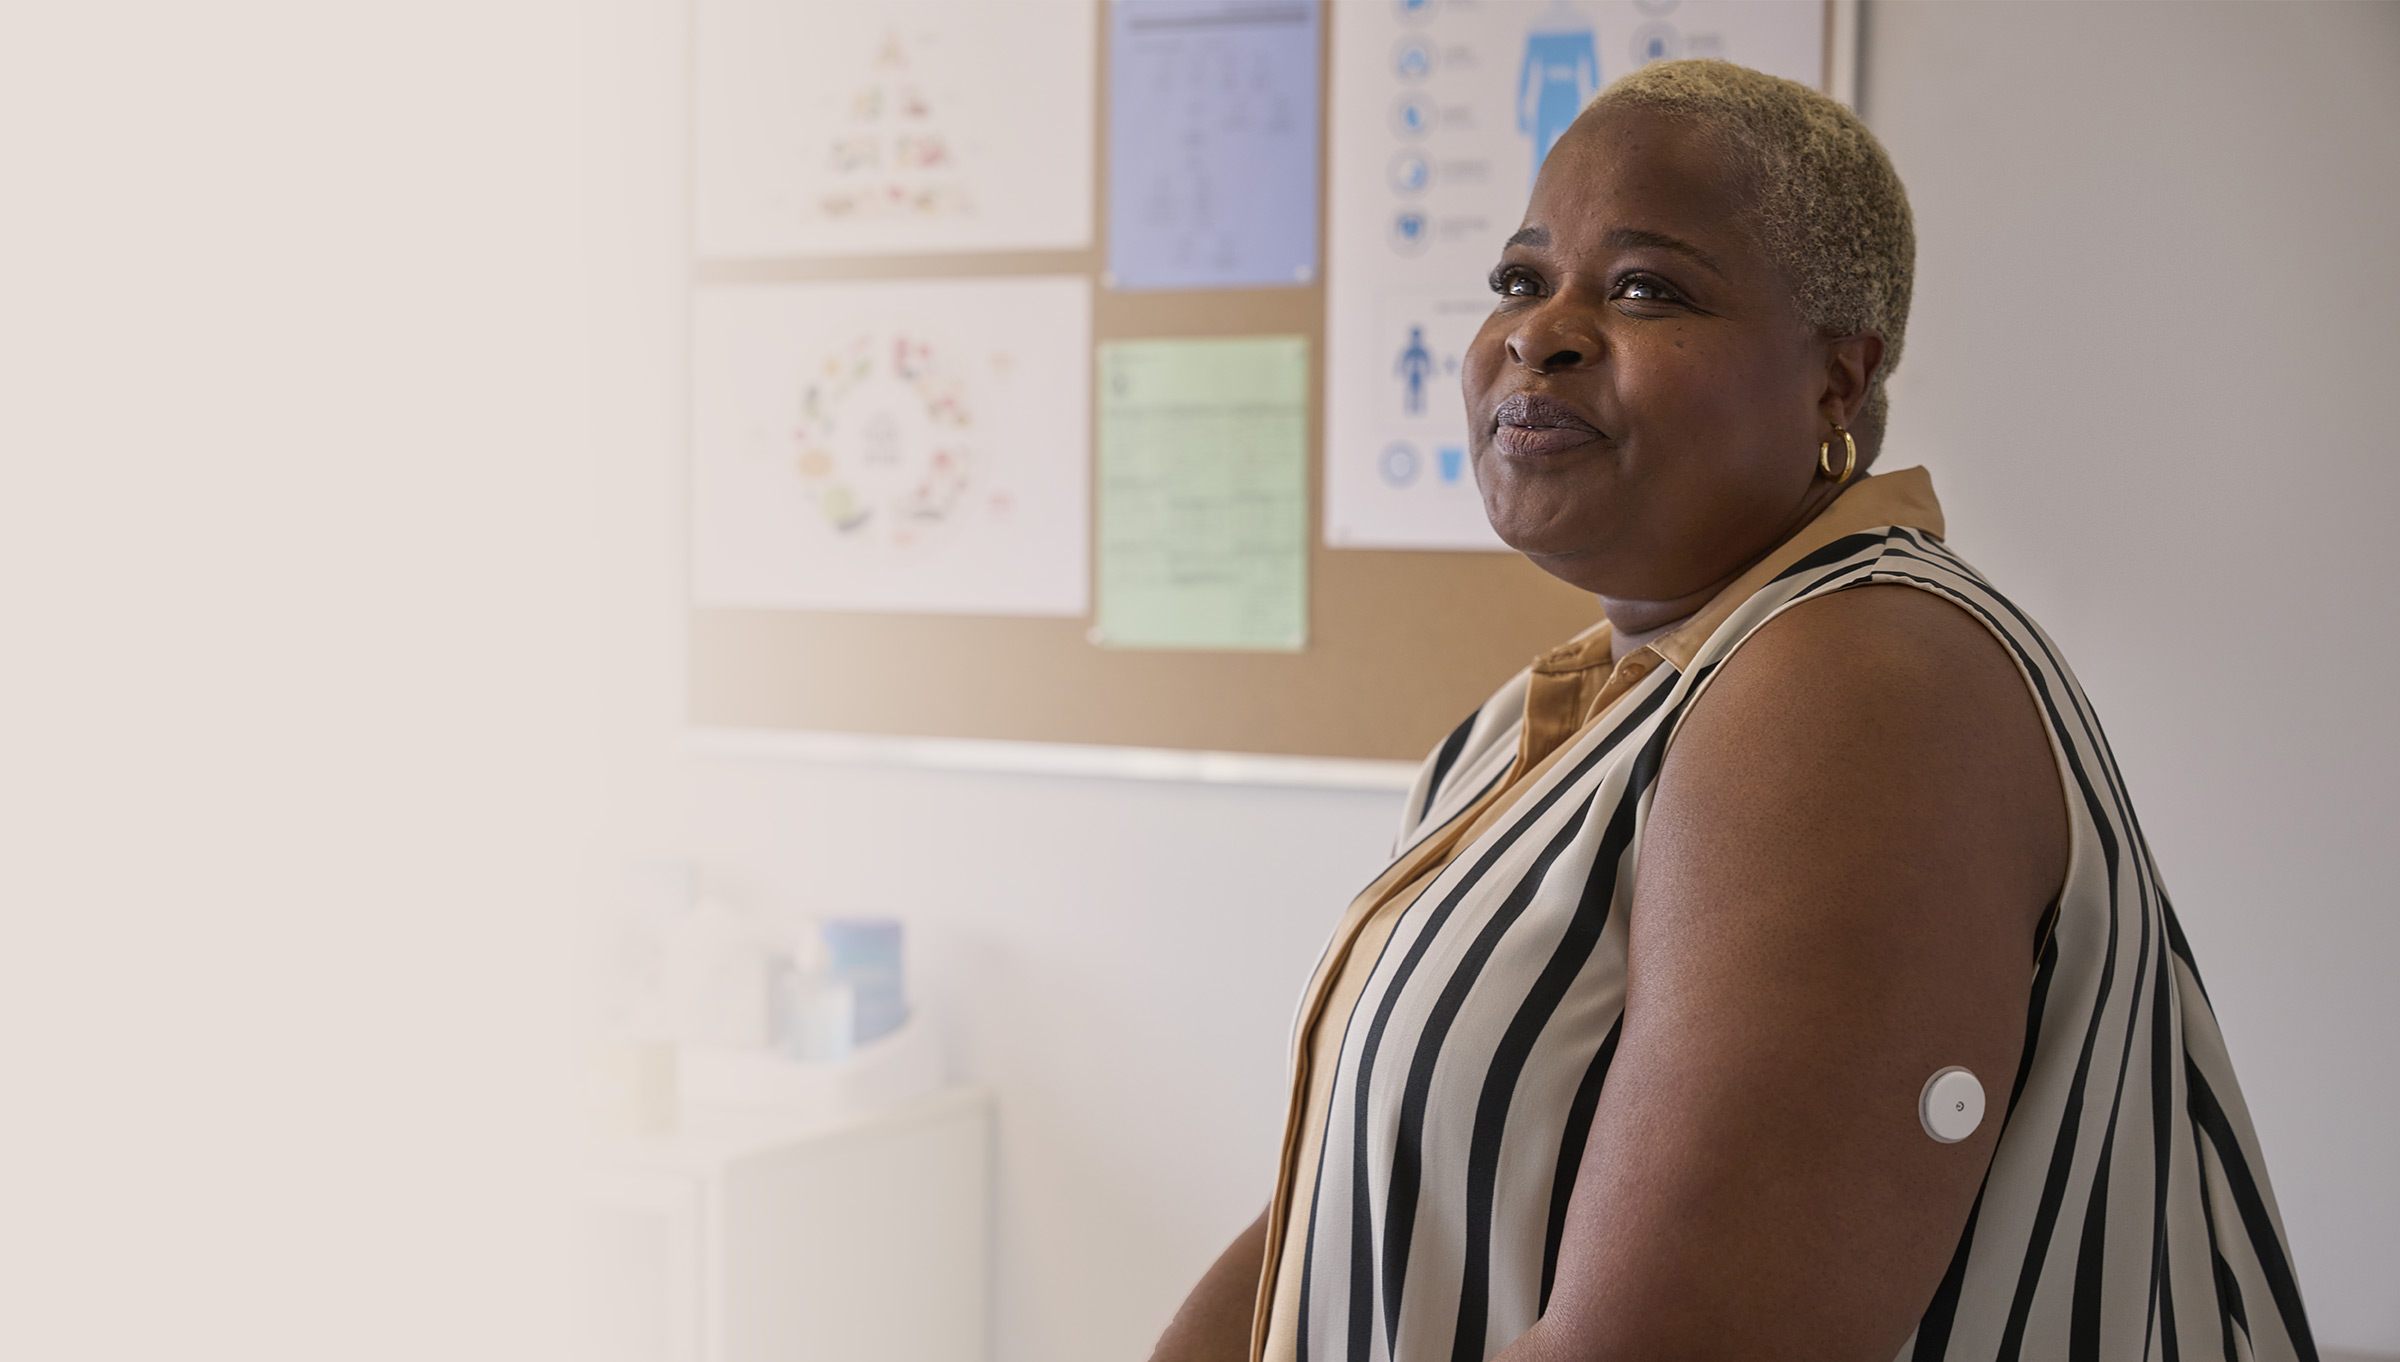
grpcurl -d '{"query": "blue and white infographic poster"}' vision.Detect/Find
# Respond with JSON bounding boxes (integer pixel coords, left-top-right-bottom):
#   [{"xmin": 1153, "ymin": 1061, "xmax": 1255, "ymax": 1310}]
[
  {"xmin": 1323, "ymin": 0, "xmax": 1827, "ymax": 551},
  {"xmin": 1107, "ymin": 0, "xmax": 1323, "ymax": 290}
]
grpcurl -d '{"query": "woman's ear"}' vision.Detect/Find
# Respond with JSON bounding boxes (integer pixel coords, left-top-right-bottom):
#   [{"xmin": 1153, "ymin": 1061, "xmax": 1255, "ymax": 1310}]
[{"xmin": 1819, "ymin": 331, "xmax": 1887, "ymax": 429}]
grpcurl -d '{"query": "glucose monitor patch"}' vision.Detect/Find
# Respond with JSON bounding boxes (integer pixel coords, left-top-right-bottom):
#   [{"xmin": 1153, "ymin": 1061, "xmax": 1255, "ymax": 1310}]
[{"xmin": 1919, "ymin": 1067, "xmax": 1986, "ymax": 1143}]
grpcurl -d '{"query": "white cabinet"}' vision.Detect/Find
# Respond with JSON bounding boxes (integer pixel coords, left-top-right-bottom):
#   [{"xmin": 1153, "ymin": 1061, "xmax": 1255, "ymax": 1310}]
[{"xmin": 576, "ymin": 1087, "xmax": 991, "ymax": 1362}]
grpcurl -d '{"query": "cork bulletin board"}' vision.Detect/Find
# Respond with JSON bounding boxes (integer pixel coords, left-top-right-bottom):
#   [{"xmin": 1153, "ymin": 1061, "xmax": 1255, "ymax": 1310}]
[{"xmin": 688, "ymin": 1, "xmax": 1846, "ymax": 763}]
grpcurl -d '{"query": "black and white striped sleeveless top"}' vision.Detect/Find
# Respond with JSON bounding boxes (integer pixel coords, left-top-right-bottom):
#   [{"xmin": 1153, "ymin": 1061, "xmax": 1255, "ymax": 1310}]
[{"xmin": 1257, "ymin": 470, "xmax": 2315, "ymax": 1362}]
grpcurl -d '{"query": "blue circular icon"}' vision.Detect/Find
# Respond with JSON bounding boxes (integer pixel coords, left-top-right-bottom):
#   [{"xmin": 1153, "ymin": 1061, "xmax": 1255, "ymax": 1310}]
[
  {"xmin": 1390, "ymin": 92, "xmax": 1435, "ymax": 139},
  {"xmin": 1388, "ymin": 149, "xmax": 1431, "ymax": 195},
  {"xmin": 1394, "ymin": 0, "xmax": 1438, "ymax": 25},
  {"xmin": 1631, "ymin": 22, "xmax": 1683, "ymax": 66},
  {"xmin": 1380, "ymin": 442, "xmax": 1421, "ymax": 488},
  {"xmin": 1388, "ymin": 209, "xmax": 1429, "ymax": 255},
  {"xmin": 1394, "ymin": 37, "xmax": 1434, "ymax": 81}
]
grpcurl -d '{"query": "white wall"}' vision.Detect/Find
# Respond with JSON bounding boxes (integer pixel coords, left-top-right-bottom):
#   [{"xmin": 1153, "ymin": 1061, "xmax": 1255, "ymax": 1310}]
[
  {"xmin": 1862, "ymin": 2, "xmax": 2400, "ymax": 1351},
  {"xmin": 663, "ymin": 3, "xmax": 2400, "ymax": 1360},
  {"xmin": 2, "ymin": 2, "xmax": 641, "ymax": 1359}
]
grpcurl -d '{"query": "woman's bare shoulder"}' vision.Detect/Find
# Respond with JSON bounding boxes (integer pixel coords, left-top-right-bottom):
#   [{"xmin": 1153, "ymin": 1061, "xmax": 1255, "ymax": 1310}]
[
  {"xmin": 1720, "ymin": 579, "xmax": 2030, "ymax": 717},
  {"xmin": 1656, "ymin": 578, "xmax": 2066, "ymax": 934}
]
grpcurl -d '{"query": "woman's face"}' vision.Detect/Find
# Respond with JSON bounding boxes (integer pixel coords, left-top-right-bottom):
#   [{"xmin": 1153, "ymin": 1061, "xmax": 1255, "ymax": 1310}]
[{"xmin": 1462, "ymin": 106, "xmax": 1873, "ymax": 603}]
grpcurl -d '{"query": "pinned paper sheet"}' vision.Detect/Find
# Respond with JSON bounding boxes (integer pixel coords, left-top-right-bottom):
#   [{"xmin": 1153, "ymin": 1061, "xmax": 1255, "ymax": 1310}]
[
  {"xmin": 694, "ymin": 0, "xmax": 1097, "ymax": 258},
  {"xmin": 691, "ymin": 276, "xmax": 1092, "ymax": 617},
  {"xmin": 1096, "ymin": 337, "xmax": 1309, "ymax": 651},
  {"xmin": 1106, "ymin": 0, "xmax": 1321, "ymax": 291}
]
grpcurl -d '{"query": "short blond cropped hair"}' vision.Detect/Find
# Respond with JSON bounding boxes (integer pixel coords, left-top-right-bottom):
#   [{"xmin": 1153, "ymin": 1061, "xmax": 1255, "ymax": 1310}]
[{"xmin": 1588, "ymin": 60, "xmax": 1915, "ymax": 436}]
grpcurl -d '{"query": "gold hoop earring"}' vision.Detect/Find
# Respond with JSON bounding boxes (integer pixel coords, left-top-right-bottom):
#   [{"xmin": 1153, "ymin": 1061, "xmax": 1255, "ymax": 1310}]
[{"xmin": 1818, "ymin": 423, "xmax": 1857, "ymax": 484}]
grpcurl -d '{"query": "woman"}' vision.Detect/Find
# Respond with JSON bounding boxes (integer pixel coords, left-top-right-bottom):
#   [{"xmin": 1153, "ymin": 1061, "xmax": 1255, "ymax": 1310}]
[{"xmin": 1154, "ymin": 62, "xmax": 2314, "ymax": 1362}]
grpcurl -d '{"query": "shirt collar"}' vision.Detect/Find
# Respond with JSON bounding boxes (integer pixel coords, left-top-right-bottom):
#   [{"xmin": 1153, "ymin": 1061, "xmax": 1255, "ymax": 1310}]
[{"xmin": 1513, "ymin": 467, "xmax": 1947, "ymax": 771}]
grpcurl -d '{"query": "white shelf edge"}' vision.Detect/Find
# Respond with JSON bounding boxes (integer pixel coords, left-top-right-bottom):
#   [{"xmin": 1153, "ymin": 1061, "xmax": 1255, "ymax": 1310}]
[{"xmin": 684, "ymin": 726, "xmax": 1420, "ymax": 793}]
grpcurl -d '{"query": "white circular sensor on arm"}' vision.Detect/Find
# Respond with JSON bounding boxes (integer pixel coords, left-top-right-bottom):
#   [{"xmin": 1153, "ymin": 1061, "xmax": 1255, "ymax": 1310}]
[{"xmin": 1919, "ymin": 1066, "xmax": 1987, "ymax": 1144}]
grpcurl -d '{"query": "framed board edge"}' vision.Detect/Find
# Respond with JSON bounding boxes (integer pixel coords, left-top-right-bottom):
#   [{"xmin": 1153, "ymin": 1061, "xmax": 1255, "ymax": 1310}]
[{"xmin": 685, "ymin": 725, "xmax": 1420, "ymax": 794}]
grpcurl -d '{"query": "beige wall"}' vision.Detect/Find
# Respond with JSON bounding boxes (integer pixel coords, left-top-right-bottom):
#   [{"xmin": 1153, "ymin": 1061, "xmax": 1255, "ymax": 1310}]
[{"xmin": 1863, "ymin": 2, "xmax": 2400, "ymax": 1351}]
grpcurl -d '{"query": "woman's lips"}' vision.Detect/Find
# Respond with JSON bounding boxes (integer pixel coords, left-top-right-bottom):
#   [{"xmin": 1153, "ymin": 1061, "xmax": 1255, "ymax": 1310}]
[
  {"xmin": 1493, "ymin": 424, "xmax": 1599, "ymax": 457},
  {"xmin": 1491, "ymin": 392, "xmax": 1603, "ymax": 457}
]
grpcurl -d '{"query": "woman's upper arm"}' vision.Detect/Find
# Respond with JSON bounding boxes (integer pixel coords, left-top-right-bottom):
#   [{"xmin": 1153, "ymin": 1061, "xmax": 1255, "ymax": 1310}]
[{"xmin": 1520, "ymin": 584, "xmax": 2069, "ymax": 1362}]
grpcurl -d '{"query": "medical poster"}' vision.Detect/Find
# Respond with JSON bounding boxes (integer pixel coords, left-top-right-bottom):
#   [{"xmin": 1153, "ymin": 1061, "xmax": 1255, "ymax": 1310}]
[
  {"xmin": 1323, "ymin": 0, "xmax": 1827, "ymax": 550},
  {"xmin": 692, "ymin": 277, "xmax": 1093, "ymax": 616},
  {"xmin": 1106, "ymin": 0, "xmax": 1321, "ymax": 291},
  {"xmin": 1095, "ymin": 337, "xmax": 1309, "ymax": 650},
  {"xmin": 694, "ymin": 0, "xmax": 1098, "ymax": 258}
]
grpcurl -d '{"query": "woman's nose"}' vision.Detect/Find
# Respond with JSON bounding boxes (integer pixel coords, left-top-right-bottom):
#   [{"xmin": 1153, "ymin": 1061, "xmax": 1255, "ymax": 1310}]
[{"xmin": 1503, "ymin": 300, "xmax": 1598, "ymax": 373}]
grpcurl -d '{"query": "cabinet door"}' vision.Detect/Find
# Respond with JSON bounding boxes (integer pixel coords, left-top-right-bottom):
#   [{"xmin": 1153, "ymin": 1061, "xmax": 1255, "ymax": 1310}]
[
  {"xmin": 717, "ymin": 1102, "xmax": 989, "ymax": 1362},
  {"xmin": 575, "ymin": 1170, "xmax": 703, "ymax": 1362}
]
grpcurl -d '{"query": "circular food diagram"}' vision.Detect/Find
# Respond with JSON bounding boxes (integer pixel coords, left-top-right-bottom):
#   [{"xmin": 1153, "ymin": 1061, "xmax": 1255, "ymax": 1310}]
[{"xmin": 791, "ymin": 331, "xmax": 989, "ymax": 555}]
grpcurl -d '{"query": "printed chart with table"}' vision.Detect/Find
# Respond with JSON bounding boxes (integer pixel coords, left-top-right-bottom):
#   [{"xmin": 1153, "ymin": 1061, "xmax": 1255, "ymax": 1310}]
[{"xmin": 1107, "ymin": 0, "xmax": 1322, "ymax": 291}]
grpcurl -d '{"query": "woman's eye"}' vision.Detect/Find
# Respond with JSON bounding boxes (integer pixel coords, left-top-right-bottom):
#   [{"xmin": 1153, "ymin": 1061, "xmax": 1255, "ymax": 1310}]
[
  {"xmin": 1488, "ymin": 265, "xmax": 1543, "ymax": 298},
  {"xmin": 1615, "ymin": 274, "xmax": 1682, "ymax": 303}
]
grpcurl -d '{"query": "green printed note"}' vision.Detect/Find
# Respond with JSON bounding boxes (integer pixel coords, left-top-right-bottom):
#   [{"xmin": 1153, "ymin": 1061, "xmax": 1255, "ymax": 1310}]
[{"xmin": 1095, "ymin": 336, "xmax": 1310, "ymax": 651}]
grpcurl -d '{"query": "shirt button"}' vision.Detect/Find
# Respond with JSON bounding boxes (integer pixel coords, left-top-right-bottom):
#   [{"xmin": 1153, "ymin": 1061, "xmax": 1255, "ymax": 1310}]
[{"xmin": 1618, "ymin": 660, "xmax": 1648, "ymax": 682}]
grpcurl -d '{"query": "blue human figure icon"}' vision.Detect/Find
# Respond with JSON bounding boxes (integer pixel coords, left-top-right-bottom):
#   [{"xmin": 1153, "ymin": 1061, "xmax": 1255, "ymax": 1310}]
[
  {"xmin": 1396, "ymin": 324, "xmax": 1435, "ymax": 416},
  {"xmin": 1517, "ymin": 19, "xmax": 1600, "ymax": 187}
]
